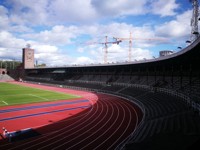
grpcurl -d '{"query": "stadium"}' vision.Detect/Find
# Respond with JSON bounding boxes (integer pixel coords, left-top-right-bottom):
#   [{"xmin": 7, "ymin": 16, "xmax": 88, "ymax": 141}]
[{"xmin": 1, "ymin": 1, "xmax": 200, "ymax": 150}]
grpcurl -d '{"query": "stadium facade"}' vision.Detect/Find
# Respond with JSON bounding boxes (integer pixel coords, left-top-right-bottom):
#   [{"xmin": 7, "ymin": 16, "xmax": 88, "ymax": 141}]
[{"xmin": 21, "ymin": 35, "xmax": 200, "ymax": 149}]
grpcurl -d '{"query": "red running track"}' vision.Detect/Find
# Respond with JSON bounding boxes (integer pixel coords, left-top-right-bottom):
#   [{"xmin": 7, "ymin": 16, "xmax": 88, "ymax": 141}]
[{"xmin": 0, "ymin": 82, "xmax": 143, "ymax": 150}]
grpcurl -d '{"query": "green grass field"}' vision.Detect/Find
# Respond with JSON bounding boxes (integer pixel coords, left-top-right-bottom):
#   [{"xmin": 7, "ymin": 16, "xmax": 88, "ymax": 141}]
[{"xmin": 0, "ymin": 82, "xmax": 80, "ymax": 107}]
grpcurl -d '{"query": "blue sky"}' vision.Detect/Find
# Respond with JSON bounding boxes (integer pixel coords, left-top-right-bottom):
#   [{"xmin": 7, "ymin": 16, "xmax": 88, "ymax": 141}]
[{"xmin": 0, "ymin": 0, "xmax": 195, "ymax": 66}]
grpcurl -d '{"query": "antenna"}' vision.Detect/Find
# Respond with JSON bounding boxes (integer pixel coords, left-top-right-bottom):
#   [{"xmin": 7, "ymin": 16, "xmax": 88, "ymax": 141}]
[{"xmin": 189, "ymin": 0, "xmax": 199, "ymax": 42}]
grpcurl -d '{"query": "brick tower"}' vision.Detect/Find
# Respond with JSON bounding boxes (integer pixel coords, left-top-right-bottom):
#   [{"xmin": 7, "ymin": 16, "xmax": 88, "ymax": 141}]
[{"xmin": 22, "ymin": 44, "xmax": 34, "ymax": 69}]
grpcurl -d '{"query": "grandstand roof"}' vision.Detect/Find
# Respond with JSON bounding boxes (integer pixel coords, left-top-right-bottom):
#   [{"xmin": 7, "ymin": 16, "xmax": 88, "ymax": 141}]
[{"xmin": 26, "ymin": 36, "xmax": 200, "ymax": 71}]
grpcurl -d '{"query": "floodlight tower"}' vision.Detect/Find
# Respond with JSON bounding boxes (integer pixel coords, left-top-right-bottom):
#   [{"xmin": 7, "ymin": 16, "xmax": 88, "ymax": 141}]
[{"xmin": 189, "ymin": 0, "xmax": 199, "ymax": 42}]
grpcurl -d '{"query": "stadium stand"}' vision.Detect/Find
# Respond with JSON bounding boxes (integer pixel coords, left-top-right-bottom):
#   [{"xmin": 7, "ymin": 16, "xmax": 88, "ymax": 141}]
[
  {"xmin": 22, "ymin": 36, "xmax": 200, "ymax": 149},
  {"xmin": 0, "ymin": 74, "xmax": 15, "ymax": 82}
]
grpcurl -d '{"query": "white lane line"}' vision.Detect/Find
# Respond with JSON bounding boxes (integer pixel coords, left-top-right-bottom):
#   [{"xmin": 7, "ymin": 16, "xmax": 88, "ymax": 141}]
[
  {"xmin": 7, "ymin": 99, "xmax": 95, "ymax": 150},
  {"xmin": 83, "ymin": 98, "xmax": 120, "ymax": 150},
  {"xmin": 63, "ymin": 98, "xmax": 112, "ymax": 150},
  {"xmin": 15, "ymin": 95, "xmax": 97, "ymax": 150},
  {"xmin": 37, "ymin": 99, "xmax": 105, "ymax": 150},
  {"xmin": 113, "ymin": 100, "xmax": 139, "ymax": 149},
  {"xmin": 108, "ymin": 100, "xmax": 135, "ymax": 149}
]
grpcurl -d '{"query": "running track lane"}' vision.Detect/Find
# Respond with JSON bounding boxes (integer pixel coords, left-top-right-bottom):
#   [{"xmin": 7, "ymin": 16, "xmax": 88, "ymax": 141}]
[
  {"xmin": 0, "ymin": 100, "xmax": 89, "ymax": 113},
  {"xmin": 0, "ymin": 93, "xmax": 143, "ymax": 150},
  {"xmin": 0, "ymin": 105, "xmax": 90, "ymax": 122},
  {"xmin": 0, "ymin": 99, "xmax": 92, "ymax": 133},
  {"xmin": 0, "ymin": 100, "xmax": 90, "ymax": 119},
  {"xmin": 0, "ymin": 82, "xmax": 99, "ymax": 133}
]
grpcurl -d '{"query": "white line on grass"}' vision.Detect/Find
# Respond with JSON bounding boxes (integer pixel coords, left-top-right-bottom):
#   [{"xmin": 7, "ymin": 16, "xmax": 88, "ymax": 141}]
[
  {"xmin": 29, "ymin": 94, "xmax": 49, "ymax": 101},
  {"xmin": 14, "ymin": 83, "xmax": 80, "ymax": 98},
  {"xmin": 1, "ymin": 94, "xmax": 31, "ymax": 97},
  {"xmin": 2, "ymin": 101, "xmax": 8, "ymax": 105}
]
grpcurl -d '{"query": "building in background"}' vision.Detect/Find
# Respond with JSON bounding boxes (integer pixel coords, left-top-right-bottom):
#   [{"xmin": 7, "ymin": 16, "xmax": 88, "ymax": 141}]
[
  {"xmin": 159, "ymin": 50, "xmax": 174, "ymax": 57},
  {"xmin": 22, "ymin": 46, "xmax": 34, "ymax": 69}
]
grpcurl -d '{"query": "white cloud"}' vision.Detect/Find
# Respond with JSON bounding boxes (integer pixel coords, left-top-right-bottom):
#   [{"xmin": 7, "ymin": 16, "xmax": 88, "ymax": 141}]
[
  {"xmin": 32, "ymin": 44, "xmax": 58, "ymax": 54},
  {"xmin": 35, "ymin": 52, "xmax": 70, "ymax": 66},
  {"xmin": 0, "ymin": 31, "xmax": 70, "ymax": 66},
  {"xmin": 0, "ymin": 31, "xmax": 26, "ymax": 49},
  {"xmin": 0, "ymin": 5, "xmax": 9, "ymax": 30},
  {"xmin": 21, "ymin": 22, "xmax": 166, "ymax": 48},
  {"xmin": 1, "ymin": 0, "xmax": 183, "ymax": 29},
  {"xmin": 48, "ymin": 0, "xmax": 97, "ymax": 24},
  {"xmin": 0, "ymin": 4, "xmax": 35, "ymax": 33},
  {"xmin": 132, "ymin": 48, "xmax": 152, "ymax": 60},
  {"xmin": 0, "ymin": 0, "xmax": 193, "ymax": 66},
  {"xmin": 8, "ymin": 0, "xmax": 48, "ymax": 25},
  {"xmin": 0, "ymin": 47, "xmax": 21, "ymax": 60},
  {"xmin": 107, "ymin": 44, "xmax": 129, "ymax": 62},
  {"xmin": 77, "ymin": 47, "xmax": 84, "ymax": 53},
  {"xmin": 84, "ymin": 43, "xmax": 153, "ymax": 64},
  {"xmin": 91, "ymin": 0, "xmax": 147, "ymax": 17},
  {"xmin": 0, "ymin": 31, "xmax": 28, "ymax": 60},
  {"xmin": 72, "ymin": 56, "xmax": 95, "ymax": 65},
  {"xmin": 0, "ymin": 18, "xmax": 182, "ymax": 66},
  {"xmin": 106, "ymin": 45, "xmax": 153, "ymax": 62},
  {"xmin": 22, "ymin": 25, "xmax": 81, "ymax": 45},
  {"xmin": 9, "ymin": 25, "xmax": 33, "ymax": 33},
  {"xmin": 30, "ymin": 43, "xmax": 72, "ymax": 66},
  {"xmin": 82, "ymin": 23, "xmax": 158, "ymax": 42},
  {"xmin": 5, "ymin": 0, "xmax": 97, "ymax": 25},
  {"xmin": 84, "ymin": 23, "xmax": 166, "ymax": 48},
  {"xmin": 150, "ymin": 0, "xmax": 179, "ymax": 17},
  {"xmin": 155, "ymin": 10, "xmax": 191, "ymax": 38},
  {"xmin": 0, "ymin": 0, "xmax": 185, "ymax": 32}
]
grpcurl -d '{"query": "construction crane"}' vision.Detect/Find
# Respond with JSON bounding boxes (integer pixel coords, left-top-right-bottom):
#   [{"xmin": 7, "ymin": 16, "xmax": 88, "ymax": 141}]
[
  {"xmin": 113, "ymin": 32, "xmax": 167, "ymax": 62},
  {"xmin": 113, "ymin": 32, "xmax": 133, "ymax": 62},
  {"xmin": 188, "ymin": 0, "xmax": 199, "ymax": 43},
  {"xmin": 100, "ymin": 36, "xmax": 122, "ymax": 64},
  {"xmin": 82, "ymin": 36, "xmax": 121, "ymax": 64}
]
